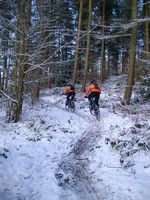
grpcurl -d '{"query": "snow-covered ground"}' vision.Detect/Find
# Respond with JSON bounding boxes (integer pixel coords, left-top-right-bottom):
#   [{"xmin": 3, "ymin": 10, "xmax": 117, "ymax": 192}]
[{"xmin": 0, "ymin": 76, "xmax": 149, "ymax": 200}]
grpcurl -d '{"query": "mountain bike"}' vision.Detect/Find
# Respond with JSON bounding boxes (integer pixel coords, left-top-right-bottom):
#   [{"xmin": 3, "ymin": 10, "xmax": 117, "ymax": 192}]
[
  {"xmin": 65, "ymin": 96, "xmax": 75, "ymax": 112},
  {"xmin": 89, "ymin": 98, "xmax": 100, "ymax": 120}
]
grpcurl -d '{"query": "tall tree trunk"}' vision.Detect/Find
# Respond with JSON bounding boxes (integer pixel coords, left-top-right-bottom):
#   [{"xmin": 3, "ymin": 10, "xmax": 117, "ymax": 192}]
[
  {"xmin": 112, "ymin": 49, "xmax": 119, "ymax": 75},
  {"xmin": 82, "ymin": 0, "xmax": 92, "ymax": 92},
  {"xmin": 31, "ymin": 0, "xmax": 44, "ymax": 103},
  {"xmin": 107, "ymin": 47, "xmax": 110, "ymax": 78},
  {"xmin": 100, "ymin": 0, "xmax": 106, "ymax": 83},
  {"xmin": 72, "ymin": 0, "xmax": 83, "ymax": 85},
  {"xmin": 1, "ymin": 1, "xmax": 11, "ymax": 91},
  {"xmin": 122, "ymin": 51, "xmax": 129, "ymax": 74},
  {"xmin": 16, "ymin": 1, "xmax": 26, "ymax": 121},
  {"xmin": 10, "ymin": 0, "xmax": 31, "ymax": 122},
  {"xmin": 2, "ymin": 30, "xmax": 9, "ymax": 91},
  {"xmin": 143, "ymin": 0, "xmax": 150, "ymax": 60},
  {"xmin": 124, "ymin": 0, "xmax": 138, "ymax": 104},
  {"xmin": 10, "ymin": 0, "xmax": 22, "ymax": 122}
]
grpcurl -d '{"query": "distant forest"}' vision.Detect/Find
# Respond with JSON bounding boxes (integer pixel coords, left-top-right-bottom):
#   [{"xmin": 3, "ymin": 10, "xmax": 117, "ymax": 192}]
[{"xmin": 0, "ymin": 0, "xmax": 149, "ymax": 122}]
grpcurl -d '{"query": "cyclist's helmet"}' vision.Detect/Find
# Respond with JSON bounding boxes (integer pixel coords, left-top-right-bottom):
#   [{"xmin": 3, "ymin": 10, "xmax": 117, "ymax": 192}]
[
  {"xmin": 90, "ymin": 80, "xmax": 96, "ymax": 85},
  {"xmin": 67, "ymin": 82, "xmax": 75, "ymax": 90},
  {"xmin": 67, "ymin": 82, "xmax": 72, "ymax": 86}
]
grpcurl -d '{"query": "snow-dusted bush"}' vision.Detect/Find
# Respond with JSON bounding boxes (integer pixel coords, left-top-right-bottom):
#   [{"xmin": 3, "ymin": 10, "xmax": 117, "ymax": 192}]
[{"xmin": 134, "ymin": 75, "xmax": 150, "ymax": 103}]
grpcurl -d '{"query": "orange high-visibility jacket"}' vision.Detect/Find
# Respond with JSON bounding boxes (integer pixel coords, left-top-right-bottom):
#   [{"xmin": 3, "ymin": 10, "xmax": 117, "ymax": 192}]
[
  {"xmin": 64, "ymin": 86, "xmax": 75, "ymax": 95},
  {"xmin": 86, "ymin": 84, "xmax": 101, "ymax": 96}
]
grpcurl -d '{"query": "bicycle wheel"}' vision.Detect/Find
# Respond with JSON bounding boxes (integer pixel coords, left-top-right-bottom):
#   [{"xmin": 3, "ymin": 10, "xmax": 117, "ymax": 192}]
[
  {"xmin": 94, "ymin": 106, "xmax": 100, "ymax": 120},
  {"xmin": 66, "ymin": 100, "xmax": 75, "ymax": 112},
  {"xmin": 70, "ymin": 101, "xmax": 75, "ymax": 112},
  {"xmin": 89, "ymin": 106, "xmax": 94, "ymax": 115},
  {"xmin": 89, "ymin": 100, "xmax": 95, "ymax": 115},
  {"xmin": 65, "ymin": 100, "xmax": 69, "ymax": 110}
]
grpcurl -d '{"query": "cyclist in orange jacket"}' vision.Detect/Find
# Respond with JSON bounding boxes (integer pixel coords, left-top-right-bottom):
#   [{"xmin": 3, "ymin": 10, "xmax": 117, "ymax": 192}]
[
  {"xmin": 64, "ymin": 83, "xmax": 75, "ymax": 105},
  {"xmin": 85, "ymin": 80, "xmax": 101, "ymax": 107}
]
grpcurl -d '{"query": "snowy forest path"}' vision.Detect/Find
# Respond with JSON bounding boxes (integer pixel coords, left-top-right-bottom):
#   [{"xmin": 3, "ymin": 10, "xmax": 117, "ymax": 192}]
[
  {"xmin": 40, "ymin": 95, "xmax": 106, "ymax": 199},
  {"xmin": 1, "ymin": 78, "xmax": 150, "ymax": 200},
  {"xmin": 0, "ymin": 92, "xmax": 105, "ymax": 200}
]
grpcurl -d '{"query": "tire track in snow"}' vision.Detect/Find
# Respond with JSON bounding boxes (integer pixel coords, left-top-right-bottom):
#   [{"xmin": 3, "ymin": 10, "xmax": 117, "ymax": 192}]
[{"xmin": 56, "ymin": 128, "xmax": 106, "ymax": 200}]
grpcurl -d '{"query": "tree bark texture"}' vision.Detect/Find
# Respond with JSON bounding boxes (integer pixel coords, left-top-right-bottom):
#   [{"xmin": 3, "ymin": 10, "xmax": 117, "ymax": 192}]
[
  {"xmin": 72, "ymin": 0, "xmax": 83, "ymax": 85},
  {"xmin": 143, "ymin": 0, "xmax": 150, "ymax": 60},
  {"xmin": 124, "ymin": 0, "xmax": 138, "ymax": 104},
  {"xmin": 100, "ymin": 0, "xmax": 106, "ymax": 83},
  {"xmin": 10, "ymin": 0, "xmax": 31, "ymax": 122},
  {"xmin": 82, "ymin": 0, "xmax": 92, "ymax": 92}
]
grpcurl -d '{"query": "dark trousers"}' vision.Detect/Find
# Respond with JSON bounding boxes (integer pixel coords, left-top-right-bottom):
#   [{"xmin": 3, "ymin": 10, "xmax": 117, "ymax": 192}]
[
  {"xmin": 66, "ymin": 92, "xmax": 75, "ymax": 103},
  {"xmin": 88, "ymin": 92, "xmax": 100, "ymax": 107}
]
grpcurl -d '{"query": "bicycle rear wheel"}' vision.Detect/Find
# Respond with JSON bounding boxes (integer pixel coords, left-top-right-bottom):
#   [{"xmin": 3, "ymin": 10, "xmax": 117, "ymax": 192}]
[
  {"xmin": 70, "ymin": 101, "xmax": 75, "ymax": 112},
  {"xmin": 65, "ymin": 101, "xmax": 69, "ymax": 110},
  {"xmin": 65, "ymin": 100, "xmax": 75, "ymax": 112},
  {"xmin": 94, "ymin": 107, "xmax": 100, "ymax": 120},
  {"xmin": 89, "ymin": 105, "xmax": 93, "ymax": 115},
  {"xmin": 89, "ymin": 101, "xmax": 95, "ymax": 115}
]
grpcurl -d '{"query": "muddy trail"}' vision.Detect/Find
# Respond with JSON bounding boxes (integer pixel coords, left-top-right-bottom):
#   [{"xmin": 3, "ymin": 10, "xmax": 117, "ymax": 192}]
[{"xmin": 55, "ymin": 127, "xmax": 106, "ymax": 200}]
